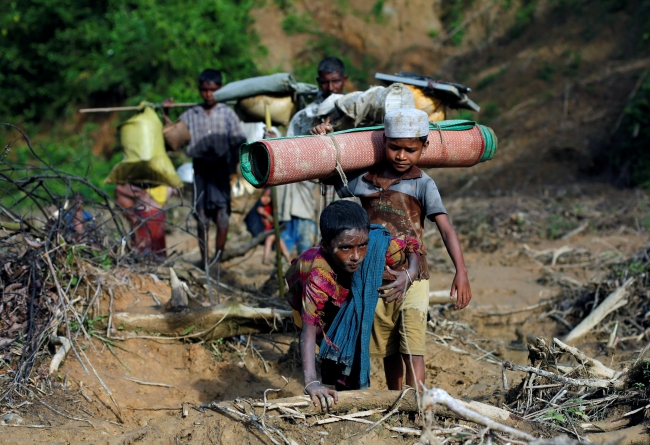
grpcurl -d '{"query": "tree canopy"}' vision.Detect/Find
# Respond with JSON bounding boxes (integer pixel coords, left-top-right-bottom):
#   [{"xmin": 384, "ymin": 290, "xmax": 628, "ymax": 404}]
[{"xmin": 0, "ymin": 0, "xmax": 262, "ymax": 121}]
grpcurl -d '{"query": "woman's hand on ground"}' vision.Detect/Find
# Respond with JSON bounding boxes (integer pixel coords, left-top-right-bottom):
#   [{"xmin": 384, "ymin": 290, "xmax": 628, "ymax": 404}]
[
  {"xmin": 306, "ymin": 384, "xmax": 338, "ymax": 411},
  {"xmin": 378, "ymin": 266, "xmax": 410, "ymax": 304},
  {"xmin": 451, "ymin": 271, "xmax": 472, "ymax": 309}
]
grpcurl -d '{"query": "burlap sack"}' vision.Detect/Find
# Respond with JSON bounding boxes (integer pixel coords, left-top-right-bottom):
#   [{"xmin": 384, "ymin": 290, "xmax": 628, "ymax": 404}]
[
  {"xmin": 163, "ymin": 119, "xmax": 191, "ymax": 151},
  {"xmin": 237, "ymin": 95, "xmax": 296, "ymax": 126}
]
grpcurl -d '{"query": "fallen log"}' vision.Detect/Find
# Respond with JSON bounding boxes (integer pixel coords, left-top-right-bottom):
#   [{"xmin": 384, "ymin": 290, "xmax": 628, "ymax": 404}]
[
  {"xmin": 234, "ymin": 389, "xmax": 538, "ymax": 434},
  {"xmin": 564, "ymin": 278, "xmax": 634, "ymax": 344},
  {"xmin": 222, "ymin": 230, "xmax": 273, "ymax": 262},
  {"xmin": 113, "ymin": 300, "xmax": 292, "ymax": 340},
  {"xmin": 586, "ymin": 424, "xmax": 649, "ymax": 445}
]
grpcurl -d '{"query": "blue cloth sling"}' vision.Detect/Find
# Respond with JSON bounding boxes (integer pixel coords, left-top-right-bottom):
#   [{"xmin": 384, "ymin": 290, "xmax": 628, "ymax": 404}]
[{"xmin": 318, "ymin": 224, "xmax": 392, "ymax": 389}]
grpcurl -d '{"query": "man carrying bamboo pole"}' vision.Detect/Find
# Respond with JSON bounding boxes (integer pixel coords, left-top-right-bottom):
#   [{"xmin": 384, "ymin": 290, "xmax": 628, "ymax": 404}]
[{"xmin": 163, "ymin": 69, "xmax": 247, "ymax": 264}]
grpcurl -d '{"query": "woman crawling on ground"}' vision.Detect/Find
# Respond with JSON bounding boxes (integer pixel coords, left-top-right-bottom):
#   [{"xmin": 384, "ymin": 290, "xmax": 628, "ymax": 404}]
[{"xmin": 286, "ymin": 200, "xmax": 420, "ymax": 410}]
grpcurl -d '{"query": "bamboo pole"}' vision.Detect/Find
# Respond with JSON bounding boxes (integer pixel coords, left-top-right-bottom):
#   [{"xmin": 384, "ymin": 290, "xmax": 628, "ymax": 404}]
[
  {"xmin": 265, "ymin": 105, "xmax": 285, "ymax": 300},
  {"xmin": 79, "ymin": 103, "xmax": 197, "ymax": 113}
]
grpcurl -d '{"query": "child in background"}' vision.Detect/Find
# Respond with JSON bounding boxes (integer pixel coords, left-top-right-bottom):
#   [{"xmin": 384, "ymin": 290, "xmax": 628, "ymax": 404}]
[
  {"xmin": 286, "ymin": 200, "xmax": 420, "ymax": 410},
  {"xmin": 244, "ymin": 188, "xmax": 291, "ymax": 264},
  {"xmin": 315, "ymin": 108, "xmax": 472, "ymax": 391}
]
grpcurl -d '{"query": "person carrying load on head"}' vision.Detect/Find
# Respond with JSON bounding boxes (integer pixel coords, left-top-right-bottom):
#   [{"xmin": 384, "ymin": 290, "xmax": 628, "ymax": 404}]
[
  {"xmin": 162, "ymin": 69, "xmax": 247, "ymax": 264},
  {"xmin": 286, "ymin": 200, "xmax": 420, "ymax": 410},
  {"xmin": 316, "ymin": 108, "xmax": 473, "ymax": 391},
  {"xmin": 273, "ymin": 57, "xmax": 350, "ymax": 258}
]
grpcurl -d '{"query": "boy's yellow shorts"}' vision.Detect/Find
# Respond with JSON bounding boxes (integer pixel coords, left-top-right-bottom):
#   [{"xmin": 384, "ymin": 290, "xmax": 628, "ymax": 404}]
[{"xmin": 370, "ymin": 279, "xmax": 429, "ymax": 358}]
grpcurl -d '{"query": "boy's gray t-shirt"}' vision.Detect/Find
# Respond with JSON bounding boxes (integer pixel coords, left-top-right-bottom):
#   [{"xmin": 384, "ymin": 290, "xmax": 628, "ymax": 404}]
[
  {"xmin": 334, "ymin": 166, "xmax": 446, "ymax": 279},
  {"xmin": 335, "ymin": 168, "xmax": 447, "ymax": 220}
]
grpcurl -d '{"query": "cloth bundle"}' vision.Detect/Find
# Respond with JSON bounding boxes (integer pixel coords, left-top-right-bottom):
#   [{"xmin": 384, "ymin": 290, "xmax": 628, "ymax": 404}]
[
  {"xmin": 240, "ymin": 120, "xmax": 497, "ymax": 188},
  {"xmin": 213, "ymin": 73, "xmax": 317, "ymax": 102}
]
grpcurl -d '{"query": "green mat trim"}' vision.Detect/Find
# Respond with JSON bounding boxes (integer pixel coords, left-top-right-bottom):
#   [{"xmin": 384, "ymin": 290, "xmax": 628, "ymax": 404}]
[
  {"xmin": 239, "ymin": 119, "xmax": 497, "ymax": 188},
  {"xmin": 478, "ymin": 125, "xmax": 498, "ymax": 162}
]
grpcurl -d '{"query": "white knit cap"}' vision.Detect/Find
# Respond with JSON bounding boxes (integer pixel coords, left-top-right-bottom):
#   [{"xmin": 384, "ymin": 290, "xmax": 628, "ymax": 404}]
[{"xmin": 384, "ymin": 108, "xmax": 430, "ymax": 138}]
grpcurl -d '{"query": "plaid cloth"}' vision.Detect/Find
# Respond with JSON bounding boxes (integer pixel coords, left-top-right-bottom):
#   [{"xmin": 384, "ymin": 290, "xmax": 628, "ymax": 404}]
[{"xmin": 179, "ymin": 104, "xmax": 246, "ymax": 161}]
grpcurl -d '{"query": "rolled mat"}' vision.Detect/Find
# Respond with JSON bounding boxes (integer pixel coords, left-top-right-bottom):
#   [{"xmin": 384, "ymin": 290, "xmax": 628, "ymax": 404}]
[{"xmin": 240, "ymin": 119, "xmax": 497, "ymax": 188}]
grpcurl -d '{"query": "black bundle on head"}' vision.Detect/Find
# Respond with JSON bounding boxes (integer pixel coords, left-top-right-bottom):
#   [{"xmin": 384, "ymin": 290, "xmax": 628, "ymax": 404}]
[
  {"xmin": 320, "ymin": 200, "xmax": 370, "ymax": 245},
  {"xmin": 317, "ymin": 57, "xmax": 346, "ymax": 77},
  {"xmin": 198, "ymin": 69, "xmax": 223, "ymax": 86}
]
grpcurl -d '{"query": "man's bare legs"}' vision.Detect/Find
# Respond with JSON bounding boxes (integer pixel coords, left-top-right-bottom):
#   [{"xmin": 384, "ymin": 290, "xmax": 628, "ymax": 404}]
[
  {"xmin": 263, "ymin": 235, "xmax": 292, "ymax": 265},
  {"xmin": 196, "ymin": 207, "xmax": 229, "ymax": 264},
  {"xmin": 383, "ymin": 353, "xmax": 425, "ymax": 390},
  {"xmin": 215, "ymin": 208, "xmax": 229, "ymax": 261}
]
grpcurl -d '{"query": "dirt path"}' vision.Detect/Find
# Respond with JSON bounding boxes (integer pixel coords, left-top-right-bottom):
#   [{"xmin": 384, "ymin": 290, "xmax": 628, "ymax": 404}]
[{"xmin": 2, "ymin": 184, "xmax": 647, "ymax": 444}]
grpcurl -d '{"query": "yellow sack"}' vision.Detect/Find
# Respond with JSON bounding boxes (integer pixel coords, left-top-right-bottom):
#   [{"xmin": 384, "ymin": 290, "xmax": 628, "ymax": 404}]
[
  {"xmin": 405, "ymin": 85, "xmax": 447, "ymax": 122},
  {"xmin": 105, "ymin": 106, "xmax": 183, "ymax": 188},
  {"xmin": 147, "ymin": 185, "xmax": 169, "ymax": 207}
]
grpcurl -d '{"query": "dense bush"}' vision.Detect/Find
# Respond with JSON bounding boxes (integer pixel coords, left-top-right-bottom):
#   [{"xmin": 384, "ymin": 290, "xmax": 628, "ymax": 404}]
[
  {"xmin": 0, "ymin": 0, "xmax": 262, "ymax": 122},
  {"xmin": 610, "ymin": 75, "xmax": 650, "ymax": 187}
]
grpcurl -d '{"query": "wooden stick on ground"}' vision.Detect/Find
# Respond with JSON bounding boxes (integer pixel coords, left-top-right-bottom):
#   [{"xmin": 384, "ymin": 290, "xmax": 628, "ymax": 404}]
[
  {"xmin": 49, "ymin": 335, "xmax": 71, "ymax": 375},
  {"xmin": 429, "ymin": 290, "xmax": 455, "ymax": 305},
  {"xmin": 122, "ymin": 376, "xmax": 173, "ymax": 388},
  {"xmin": 553, "ymin": 338, "xmax": 622, "ymax": 379},
  {"xmin": 422, "ymin": 388, "xmax": 535, "ymax": 442},
  {"xmin": 564, "ymin": 278, "xmax": 634, "ymax": 343},
  {"xmin": 503, "ymin": 361, "xmax": 625, "ymax": 390}
]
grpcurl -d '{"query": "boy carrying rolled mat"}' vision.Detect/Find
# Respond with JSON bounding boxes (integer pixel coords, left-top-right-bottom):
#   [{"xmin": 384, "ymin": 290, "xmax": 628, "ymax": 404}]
[{"xmin": 314, "ymin": 108, "xmax": 473, "ymax": 391}]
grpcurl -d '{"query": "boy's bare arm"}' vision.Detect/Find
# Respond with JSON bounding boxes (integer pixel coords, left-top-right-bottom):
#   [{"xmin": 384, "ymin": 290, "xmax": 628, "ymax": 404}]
[
  {"xmin": 300, "ymin": 323, "xmax": 338, "ymax": 410},
  {"xmin": 433, "ymin": 213, "xmax": 472, "ymax": 309},
  {"xmin": 378, "ymin": 251, "xmax": 420, "ymax": 304}
]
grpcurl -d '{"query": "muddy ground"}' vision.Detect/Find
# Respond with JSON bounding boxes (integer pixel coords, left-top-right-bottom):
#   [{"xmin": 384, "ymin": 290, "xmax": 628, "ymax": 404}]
[{"xmin": 1, "ymin": 178, "xmax": 649, "ymax": 444}]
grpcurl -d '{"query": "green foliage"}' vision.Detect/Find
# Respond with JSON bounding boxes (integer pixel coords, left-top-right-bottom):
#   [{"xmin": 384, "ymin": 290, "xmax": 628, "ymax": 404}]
[
  {"xmin": 1, "ymin": 123, "xmax": 122, "ymax": 208},
  {"xmin": 537, "ymin": 62, "xmax": 557, "ymax": 82},
  {"xmin": 290, "ymin": 35, "xmax": 375, "ymax": 91},
  {"xmin": 509, "ymin": 0, "xmax": 537, "ymax": 39},
  {"xmin": 482, "ymin": 102, "xmax": 500, "ymax": 121},
  {"xmin": 0, "ymin": 0, "xmax": 262, "ymax": 122},
  {"xmin": 281, "ymin": 12, "xmax": 316, "ymax": 34},
  {"xmin": 69, "ymin": 315, "xmax": 107, "ymax": 335},
  {"xmin": 428, "ymin": 29, "xmax": 439, "ymax": 39},
  {"xmin": 476, "ymin": 68, "xmax": 506, "ymax": 91},
  {"xmin": 562, "ymin": 51, "xmax": 583, "ymax": 78},
  {"xmin": 440, "ymin": 0, "xmax": 475, "ymax": 47},
  {"xmin": 607, "ymin": 74, "xmax": 650, "ymax": 187},
  {"xmin": 541, "ymin": 214, "xmax": 577, "ymax": 239},
  {"xmin": 543, "ymin": 408, "xmax": 566, "ymax": 423},
  {"xmin": 371, "ymin": 0, "xmax": 386, "ymax": 20}
]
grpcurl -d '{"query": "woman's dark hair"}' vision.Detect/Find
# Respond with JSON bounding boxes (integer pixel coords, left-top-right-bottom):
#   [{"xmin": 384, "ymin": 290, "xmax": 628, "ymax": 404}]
[
  {"xmin": 198, "ymin": 69, "xmax": 223, "ymax": 87},
  {"xmin": 320, "ymin": 200, "xmax": 370, "ymax": 245}
]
